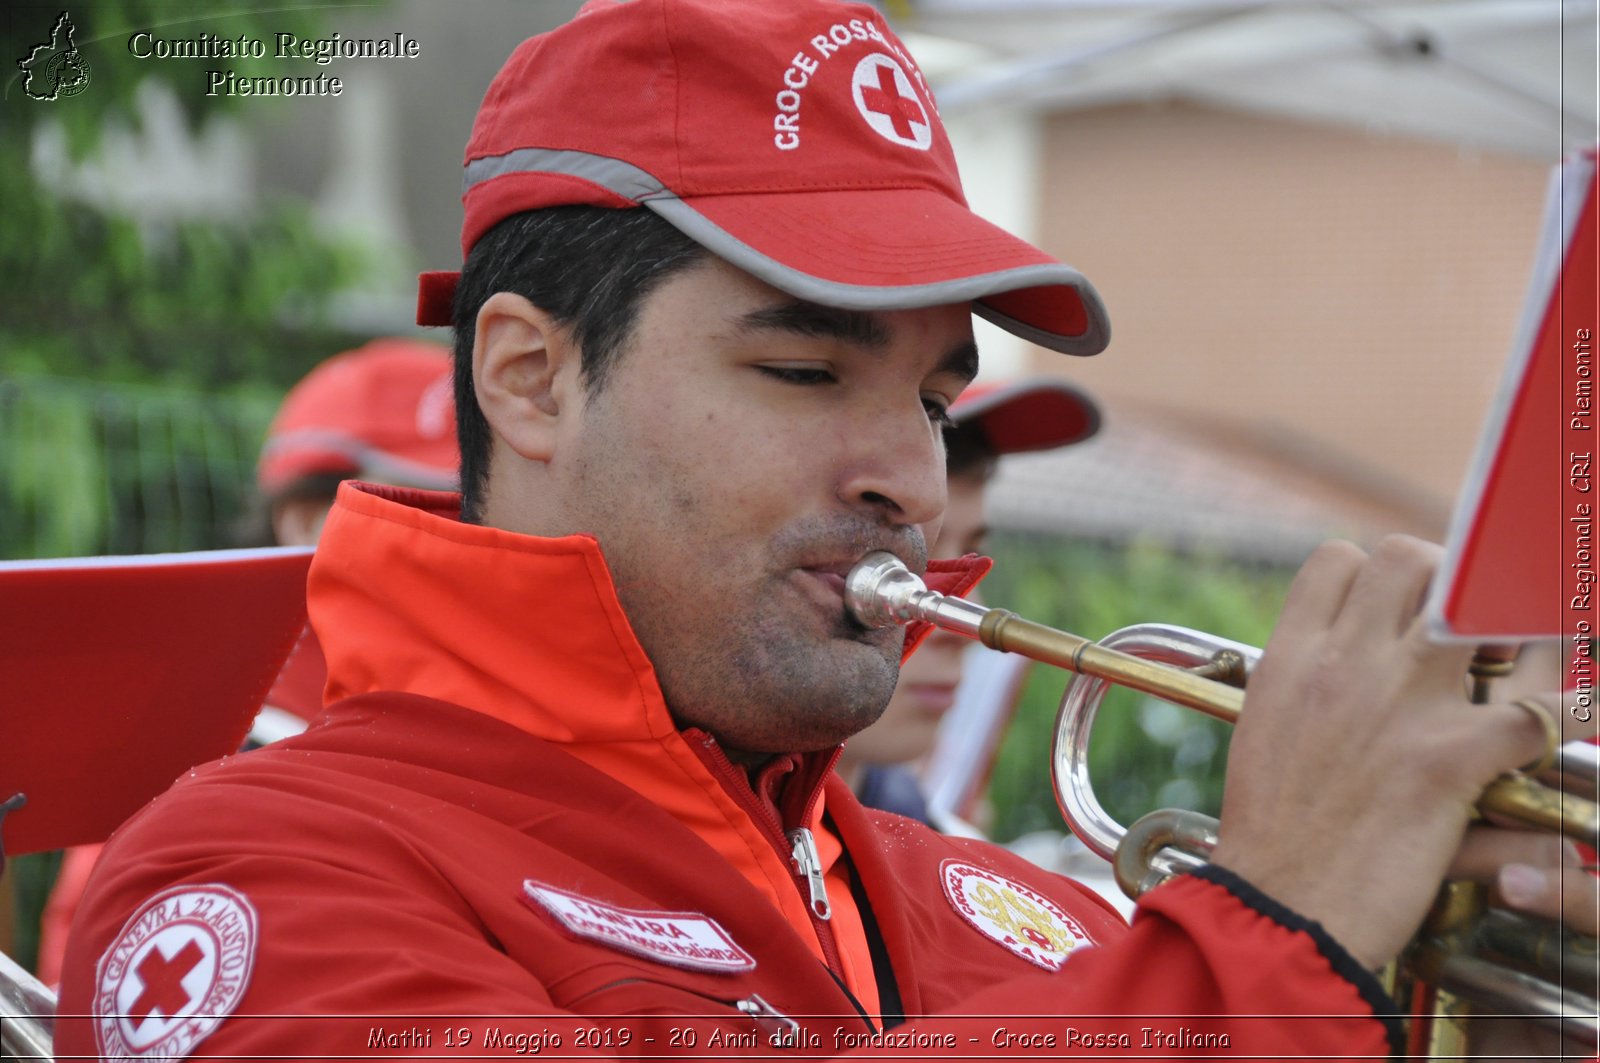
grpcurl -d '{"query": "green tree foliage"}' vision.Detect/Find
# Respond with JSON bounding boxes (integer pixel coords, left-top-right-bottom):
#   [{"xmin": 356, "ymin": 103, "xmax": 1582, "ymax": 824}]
[
  {"xmin": 978, "ymin": 534, "xmax": 1295, "ymax": 843},
  {"xmin": 2, "ymin": 2, "xmax": 385, "ymax": 559},
  {"xmin": 3, "ymin": 2, "xmax": 378, "ymax": 382}
]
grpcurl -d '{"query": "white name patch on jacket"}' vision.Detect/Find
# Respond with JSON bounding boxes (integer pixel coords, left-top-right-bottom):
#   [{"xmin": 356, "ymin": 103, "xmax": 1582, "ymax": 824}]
[
  {"xmin": 520, "ymin": 880, "xmax": 756, "ymax": 974},
  {"xmin": 941, "ymin": 859, "xmax": 1092, "ymax": 971}
]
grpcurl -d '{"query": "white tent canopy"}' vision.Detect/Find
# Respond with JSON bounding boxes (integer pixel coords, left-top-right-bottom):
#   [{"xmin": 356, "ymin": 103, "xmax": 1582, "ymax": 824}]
[{"xmin": 902, "ymin": 0, "xmax": 1595, "ymax": 159}]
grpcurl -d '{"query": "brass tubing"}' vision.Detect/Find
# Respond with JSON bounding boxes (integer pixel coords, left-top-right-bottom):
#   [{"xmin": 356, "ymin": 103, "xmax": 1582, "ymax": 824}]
[
  {"xmin": 1413, "ymin": 942, "xmax": 1600, "ymax": 1046},
  {"xmin": 974, "ymin": 594, "xmax": 1590, "ymax": 845},
  {"xmin": 977, "ymin": 610, "xmax": 1244, "ymax": 724},
  {"xmin": 1479, "ymin": 774, "xmax": 1600, "ymax": 846},
  {"xmin": 1478, "ymin": 908, "xmax": 1600, "ymax": 986},
  {"xmin": 845, "ymin": 553, "xmax": 1600, "ymax": 852}
]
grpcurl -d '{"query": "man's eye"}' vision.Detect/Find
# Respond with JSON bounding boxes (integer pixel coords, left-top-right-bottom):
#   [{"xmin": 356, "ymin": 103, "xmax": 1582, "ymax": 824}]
[
  {"xmin": 925, "ymin": 398, "xmax": 954, "ymax": 429},
  {"xmin": 757, "ymin": 365, "xmax": 835, "ymax": 385}
]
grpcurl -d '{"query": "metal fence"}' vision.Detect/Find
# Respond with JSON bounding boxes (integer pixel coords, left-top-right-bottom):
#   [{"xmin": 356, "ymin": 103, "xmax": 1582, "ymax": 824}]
[{"xmin": 0, "ymin": 375, "xmax": 279, "ymax": 560}]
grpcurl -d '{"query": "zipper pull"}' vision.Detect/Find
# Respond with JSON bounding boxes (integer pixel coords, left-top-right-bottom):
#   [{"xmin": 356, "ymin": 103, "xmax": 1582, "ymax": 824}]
[
  {"xmin": 737, "ymin": 993, "xmax": 801, "ymax": 1048},
  {"xmin": 787, "ymin": 827, "xmax": 832, "ymax": 920}
]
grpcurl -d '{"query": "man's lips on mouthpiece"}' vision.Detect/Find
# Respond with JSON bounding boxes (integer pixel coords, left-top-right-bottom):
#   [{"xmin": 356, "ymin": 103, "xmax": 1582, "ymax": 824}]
[
  {"xmin": 796, "ymin": 566, "xmax": 848, "ymax": 613},
  {"xmin": 796, "ymin": 552, "xmax": 920, "ymax": 634},
  {"xmin": 806, "ymin": 568, "xmax": 847, "ymax": 593}
]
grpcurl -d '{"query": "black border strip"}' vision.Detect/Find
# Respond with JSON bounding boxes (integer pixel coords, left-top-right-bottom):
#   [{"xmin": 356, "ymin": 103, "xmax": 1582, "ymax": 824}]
[{"xmin": 1189, "ymin": 864, "xmax": 1405, "ymax": 1057}]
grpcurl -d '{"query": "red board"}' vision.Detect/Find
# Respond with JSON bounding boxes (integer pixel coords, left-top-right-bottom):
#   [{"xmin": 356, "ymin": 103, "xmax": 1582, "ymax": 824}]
[
  {"xmin": 0, "ymin": 547, "xmax": 312, "ymax": 855},
  {"xmin": 1430, "ymin": 150, "xmax": 1598, "ymax": 648}
]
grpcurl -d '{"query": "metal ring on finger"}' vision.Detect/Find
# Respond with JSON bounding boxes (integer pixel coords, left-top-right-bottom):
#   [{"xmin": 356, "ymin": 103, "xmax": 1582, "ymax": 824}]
[{"xmin": 1510, "ymin": 697, "xmax": 1561, "ymax": 776}]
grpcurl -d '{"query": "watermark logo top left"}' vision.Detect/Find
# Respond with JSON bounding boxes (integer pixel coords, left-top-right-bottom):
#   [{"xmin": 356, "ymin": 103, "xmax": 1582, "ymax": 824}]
[{"xmin": 18, "ymin": 11, "xmax": 92, "ymax": 101}]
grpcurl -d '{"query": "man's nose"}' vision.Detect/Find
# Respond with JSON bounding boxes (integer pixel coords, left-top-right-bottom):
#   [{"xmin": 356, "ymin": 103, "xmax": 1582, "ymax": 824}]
[{"xmin": 835, "ymin": 403, "xmax": 946, "ymax": 529}]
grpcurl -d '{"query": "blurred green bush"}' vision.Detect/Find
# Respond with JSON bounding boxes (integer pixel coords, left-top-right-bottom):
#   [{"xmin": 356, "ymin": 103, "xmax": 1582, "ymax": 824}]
[
  {"xmin": 978, "ymin": 533, "xmax": 1296, "ymax": 842},
  {"xmin": 2, "ymin": 2, "xmax": 383, "ymax": 560}
]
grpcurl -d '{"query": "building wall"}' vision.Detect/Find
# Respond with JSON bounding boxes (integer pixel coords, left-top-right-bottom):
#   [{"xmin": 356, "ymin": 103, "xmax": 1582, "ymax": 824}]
[{"xmin": 1030, "ymin": 100, "xmax": 1550, "ymax": 508}]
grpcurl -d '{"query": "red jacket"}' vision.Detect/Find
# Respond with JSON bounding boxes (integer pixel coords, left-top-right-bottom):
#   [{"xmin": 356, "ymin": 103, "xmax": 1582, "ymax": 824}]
[{"xmin": 56, "ymin": 483, "xmax": 1399, "ymax": 1059}]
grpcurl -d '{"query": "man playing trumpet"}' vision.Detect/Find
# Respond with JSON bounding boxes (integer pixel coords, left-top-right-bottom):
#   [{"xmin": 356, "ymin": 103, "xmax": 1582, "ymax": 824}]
[{"xmin": 56, "ymin": 1, "xmax": 1584, "ymax": 1058}]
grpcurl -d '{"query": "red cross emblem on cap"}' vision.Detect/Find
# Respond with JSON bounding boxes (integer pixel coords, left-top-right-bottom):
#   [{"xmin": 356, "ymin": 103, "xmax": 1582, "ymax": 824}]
[{"xmin": 851, "ymin": 54, "xmax": 931, "ymax": 150}]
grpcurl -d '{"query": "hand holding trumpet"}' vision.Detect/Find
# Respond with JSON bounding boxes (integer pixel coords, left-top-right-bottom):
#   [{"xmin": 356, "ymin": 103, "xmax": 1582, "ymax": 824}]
[
  {"xmin": 1209, "ymin": 535, "xmax": 1577, "ymax": 969},
  {"xmin": 846, "ymin": 533, "xmax": 1596, "ymax": 1053}
]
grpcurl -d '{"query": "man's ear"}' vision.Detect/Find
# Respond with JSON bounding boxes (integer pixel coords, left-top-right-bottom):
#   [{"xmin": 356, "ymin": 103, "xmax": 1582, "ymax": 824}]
[{"xmin": 473, "ymin": 292, "xmax": 579, "ymax": 462}]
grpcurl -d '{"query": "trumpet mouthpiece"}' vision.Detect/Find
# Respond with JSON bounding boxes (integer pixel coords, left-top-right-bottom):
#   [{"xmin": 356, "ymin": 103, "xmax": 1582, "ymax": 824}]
[
  {"xmin": 846, "ymin": 552, "xmax": 991, "ymax": 638},
  {"xmin": 844, "ymin": 552, "xmax": 920, "ymax": 629}
]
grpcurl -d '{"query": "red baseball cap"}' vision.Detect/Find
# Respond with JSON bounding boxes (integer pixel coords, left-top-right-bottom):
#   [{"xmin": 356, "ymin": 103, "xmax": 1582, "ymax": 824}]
[
  {"xmin": 417, "ymin": 0, "xmax": 1110, "ymax": 357},
  {"xmin": 949, "ymin": 378, "xmax": 1101, "ymax": 455},
  {"xmin": 257, "ymin": 338, "xmax": 458, "ymax": 494}
]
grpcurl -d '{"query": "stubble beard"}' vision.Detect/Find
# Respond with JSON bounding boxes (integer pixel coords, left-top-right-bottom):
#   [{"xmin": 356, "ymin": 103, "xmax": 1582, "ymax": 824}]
[
  {"xmin": 640, "ymin": 513, "xmax": 926, "ymax": 757},
  {"xmin": 572, "ymin": 419, "xmax": 924, "ymax": 756},
  {"xmin": 637, "ymin": 572, "xmax": 906, "ymax": 757}
]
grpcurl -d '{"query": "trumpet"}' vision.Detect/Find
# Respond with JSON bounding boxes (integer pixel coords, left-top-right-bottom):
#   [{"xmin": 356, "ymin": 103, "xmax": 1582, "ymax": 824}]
[
  {"xmin": 0, "ymin": 946, "xmax": 55, "ymax": 1061},
  {"xmin": 0, "ymin": 793, "xmax": 54, "ymax": 1062},
  {"xmin": 844, "ymin": 551, "xmax": 1600, "ymax": 1047}
]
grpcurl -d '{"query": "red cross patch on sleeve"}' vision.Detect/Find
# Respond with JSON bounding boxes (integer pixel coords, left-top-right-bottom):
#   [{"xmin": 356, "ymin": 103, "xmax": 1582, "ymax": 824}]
[{"xmin": 93, "ymin": 884, "xmax": 258, "ymax": 1062}]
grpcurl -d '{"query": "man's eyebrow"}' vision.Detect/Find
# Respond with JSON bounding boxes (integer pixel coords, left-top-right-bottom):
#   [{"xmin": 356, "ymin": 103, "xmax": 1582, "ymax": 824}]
[
  {"xmin": 940, "ymin": 339, "xmax": 980, "ymax": 385},
  {"xmin": 736, "ymin": 299, "xmax": 980, "ymax": 384},
  {"xmin": 736, "ymin": 300, "xmax": 891, "ymax": 348}
]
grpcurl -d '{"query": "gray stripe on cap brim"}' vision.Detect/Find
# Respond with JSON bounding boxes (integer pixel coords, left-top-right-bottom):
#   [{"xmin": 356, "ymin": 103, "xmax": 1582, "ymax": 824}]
[
  {"xmin": 464, "ymin": 147, "xmax": 669, "ymax": 202},
  {"xmin": 463, "ymin": 146, "xmax": 1110, "ymax": 356},
  {"xmin": 262, "ymin": 429, "xmax": 457, "ymax": 490},
  {"xmin": 972, "ymin": 299, "xmax": 1109, "ymax": 358},
  {"xmin": 647, "ymin": 197, "xmax": 1110, "ymax": 357}
]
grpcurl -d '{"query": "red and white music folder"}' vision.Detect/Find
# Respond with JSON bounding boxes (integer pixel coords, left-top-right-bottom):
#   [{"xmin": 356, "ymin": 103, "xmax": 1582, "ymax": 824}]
[
  {"xmin": 0, "ymin": 546, "xmax": 312, "ymax": 856},
  {"xmin": 1428, "ymin": 149, "xmax": 1598, "ymax": 642}
]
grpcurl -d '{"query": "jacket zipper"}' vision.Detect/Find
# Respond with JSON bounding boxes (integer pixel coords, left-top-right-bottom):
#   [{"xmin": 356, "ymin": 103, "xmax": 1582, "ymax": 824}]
[
  {"xmin": 692, "ymin": 737, "xmax": 848, "ymax": 976},
  {"xmin": 577, "ymin": 980, "xmax": 800, "ymax": 1047},
  {"xmin": 788, "ymin": 827, "xmax": 831, "ymax": 920},
  {"xmin": 737, "ymin": 993, "xmax": 802, "ymax": 1047}
]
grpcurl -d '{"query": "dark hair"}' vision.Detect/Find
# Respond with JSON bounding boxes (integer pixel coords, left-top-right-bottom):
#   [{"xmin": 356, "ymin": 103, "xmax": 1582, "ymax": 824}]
[
  {"xmin": 450, "ymin": 207, "xmax": 708, "ymax": 522},
  {"xmin": 944, "ymin": 423, "xmax": 999, "ymax": 481},
  {"xmin": 233, "ymin": 471, "xmax": 352, "ymax": 547}
]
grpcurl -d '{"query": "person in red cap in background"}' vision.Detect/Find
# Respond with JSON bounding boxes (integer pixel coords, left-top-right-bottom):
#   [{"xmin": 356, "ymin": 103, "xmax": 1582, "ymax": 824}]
[
  {"xmin": 254, "ymin": 337, "xmax": 458, "ymax": 549},
  {"xmin": 33, "ymin": 338, "xmax": 456, "ymax": 986},
  {"xmin": 249, "ymin": 337, "xmax": 458, "ymax": 730},
  {"xmin": 840, "ymin": 379, "xmax": 1098, "ymax": 828},
  {"xmin": 54, "ymin": 2, "xmax": 1575, "ymax": 1058}
]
